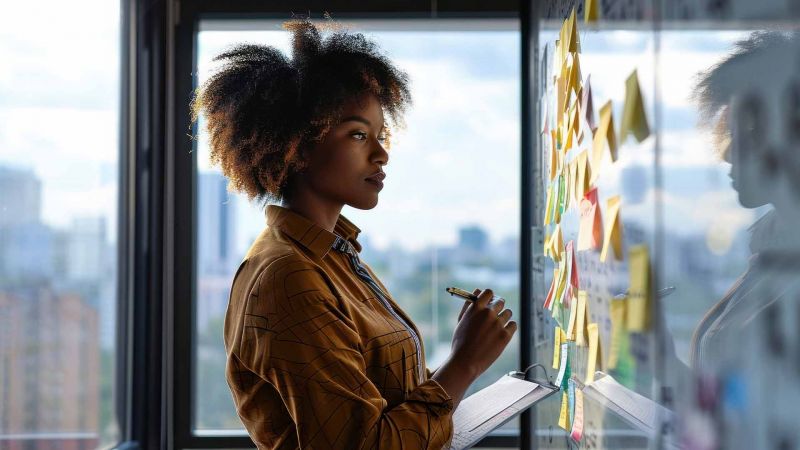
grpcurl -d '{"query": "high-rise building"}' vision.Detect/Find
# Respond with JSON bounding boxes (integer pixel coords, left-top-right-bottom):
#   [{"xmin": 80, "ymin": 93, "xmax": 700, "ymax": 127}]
[
  {"xmin": 197, "ymin": 172, "xmax": 237, "ymax": 275},
  {"xmin": 458, "ymin": 225, "xmax": 489, "ymax": 253},
  {"xmin": 0, "ymin": 166, "xmax": 42, "ymax": 227}
]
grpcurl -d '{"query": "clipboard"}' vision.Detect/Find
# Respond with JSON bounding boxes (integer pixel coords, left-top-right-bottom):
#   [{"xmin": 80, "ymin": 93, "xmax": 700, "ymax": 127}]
[{"xmin": 446, "ymin": 365, "xmax": 560, "ymax": 450}]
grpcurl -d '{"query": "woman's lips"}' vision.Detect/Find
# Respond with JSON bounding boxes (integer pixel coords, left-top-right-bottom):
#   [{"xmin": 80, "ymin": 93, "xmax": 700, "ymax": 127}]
[{"xmin": 365, "ymin": 178, "xmax": 384, "ymax": 190}]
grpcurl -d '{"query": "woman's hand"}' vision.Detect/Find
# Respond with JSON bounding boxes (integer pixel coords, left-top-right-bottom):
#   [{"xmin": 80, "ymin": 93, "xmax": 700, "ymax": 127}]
[
  {"xmin": 431, "ymin": 288, "xmax": 517, "ymax": 409},
  {"xmin": 450, "ymin": 288, "xmax": 517, "ymax": 378}
]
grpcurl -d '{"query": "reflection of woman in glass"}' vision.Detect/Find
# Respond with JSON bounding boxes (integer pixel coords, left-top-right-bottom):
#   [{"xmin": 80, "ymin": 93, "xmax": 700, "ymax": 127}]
[
  {"xmin": 191, "ymin": 19, "xmax": 517, "ymax": 449},
  {"xmin": 691, "ymin": 31, "xmax": 800, "ymax": 373}
]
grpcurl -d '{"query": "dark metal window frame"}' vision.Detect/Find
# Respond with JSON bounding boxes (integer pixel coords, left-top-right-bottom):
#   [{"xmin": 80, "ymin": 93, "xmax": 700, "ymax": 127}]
[{"xmin": 123, "ymin": 1, "xmax": 535, "ymax": 449}]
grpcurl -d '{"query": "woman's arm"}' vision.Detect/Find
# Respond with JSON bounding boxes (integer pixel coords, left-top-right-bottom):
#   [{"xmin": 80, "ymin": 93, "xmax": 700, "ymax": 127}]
[{"xmin": 239, "ymin": 257, "xmax": 455, "ymax": 450}]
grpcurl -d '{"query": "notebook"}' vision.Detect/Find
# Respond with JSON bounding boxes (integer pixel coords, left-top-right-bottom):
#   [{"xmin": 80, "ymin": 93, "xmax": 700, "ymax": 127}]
[{"xmin": 446, "ymin": 372, "xmax": 559, "ymax": 450}]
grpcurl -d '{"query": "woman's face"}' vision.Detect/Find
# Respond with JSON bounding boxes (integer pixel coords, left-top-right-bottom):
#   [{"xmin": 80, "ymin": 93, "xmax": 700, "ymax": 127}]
[{"xmin": 301, "ymin": 93, "xmax": 389, "ymax": 210}]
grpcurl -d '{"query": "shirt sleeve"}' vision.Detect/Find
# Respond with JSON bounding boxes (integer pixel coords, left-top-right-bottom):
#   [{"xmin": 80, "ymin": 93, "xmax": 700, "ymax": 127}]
[{"xmin": 239, "ymin": 256, "xmax": 455, "ymax": 450}]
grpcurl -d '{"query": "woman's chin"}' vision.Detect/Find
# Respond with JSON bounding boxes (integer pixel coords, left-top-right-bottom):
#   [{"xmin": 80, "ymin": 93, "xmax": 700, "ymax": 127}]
[{"xmin": 349, "ymin": 195, "xmax": 380, "ymax": 210}]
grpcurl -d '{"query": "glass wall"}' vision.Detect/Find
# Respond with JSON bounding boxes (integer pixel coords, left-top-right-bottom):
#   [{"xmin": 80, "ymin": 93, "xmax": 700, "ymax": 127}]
[
  {"xmin": 532, "ymin": 1, "xmax": 799, "ymax": 449},
  {"xmin": 192, "ymin": 19, "xmax": 522, "ymax": 438},
  {"xmin": 0, "ymin": 1, "xmax": 122, "ymax": 448}
]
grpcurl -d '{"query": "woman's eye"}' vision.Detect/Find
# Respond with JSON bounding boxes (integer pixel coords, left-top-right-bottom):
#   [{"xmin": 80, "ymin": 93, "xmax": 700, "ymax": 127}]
[{"xmin": 352, "ymin": 131, "xmax": 368, "ymax": 140}]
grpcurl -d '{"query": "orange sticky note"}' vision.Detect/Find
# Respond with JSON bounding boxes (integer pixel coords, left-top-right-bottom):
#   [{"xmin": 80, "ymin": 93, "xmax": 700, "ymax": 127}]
[
  {"xmin": 619, "ymin": 69, "xmax": 651, "ymax": 143},
  {"xmin": 586, "ymin": 323, "xmax": 600, "ymax": 384},
  {"xmin": 627, "ymin": 245, "xmax": 651, "ymax": 332},
  {"xmin": 591, "ymin": 100, "xmax": 617, "ymax": 184},
  {"xmin": 578, "ymin": 187, "xmax": 603, "ymax": 251},
  {"xmin": 599, "ymin": 195, "xmax": 622, "ymax": 262}
]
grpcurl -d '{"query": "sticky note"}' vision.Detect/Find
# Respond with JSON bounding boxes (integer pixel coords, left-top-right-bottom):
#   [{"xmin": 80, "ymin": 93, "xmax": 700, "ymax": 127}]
[
  {"xmin": 553, "ymin": 326, "xmax": 563, "ymax": 369},
  {"xmin": 619, "ymin": 69, "xmax": 651, "ymax": 143},
  {"xmin": 586, "ymin": 323, "xmax": 599, "ymax": 384},
  {"xmin": 544, "ymin": 185, "xmax": 553, "ymax": 226},
  {"xmin": 555, "ymin": 342, "xmax": 569, "ymax": 387},
  {"xmin": 568, "ymin": 378, "xmax": 576, "ymax": 426},
  {"xmin": 627, "ymin": 245, "xmax": 651, "ymax": 332},
  {"xmin": 567, "ymin": 53, "xmax": 582, "ymax": 100},
  {"xmin": 571, "ymin": 159, "xmax": 581, "ymax": 207},
  {"xmin": 607, "ymin": 296, "xmax": 627, "ymax": 369},
  {"xmin": 559, "ymin": 241, "xmax": 575, "ymax": 305},
  {"xmin": 558, "ymin": 391, "xmax": 569, "ymax": 430},
  {"xmin": 565, "ymin": 8, "xmax": 580, "ymax": 53},
  {"xmin": 566, "ymin": 291, "xmax": 578, "ymax": 340},
  {"xmin": 570, "ymin": 389, "xmax": 585, "ymax": 442},
  {"xmin": 599, "ymin": 195, "xmax": 622, "ymax": 262},
  {"xmin": 575, "ymin": 291, "xmax": 588, "ymax": 346},
  {"xmin": 581, "ymin": 75, "xmax": 596, "ymax": 132},
  {"xmin": 591, "ymin": 100, "xmax": 617, "ymax": 184},
  {"xmin": 541, "ymin": 97, "xmax": 550, "ymax": 135},
  {"xmin": 584, "ymin": 0, "xmax": 600, "ymax": 23},
  {"xmin": 578, "ymin": 187, "xmax": 603, "ymax": 251},
  {"xmin": 550, "ymin": 224, "xmax": 564, "ymax": 262},
  {"xmin": 544, "ymin": 268, "xmax": 558, "ymax": 310},
  {"xmin": 576, "ymin": 150, "xmax": 590, "ymax": 199}
]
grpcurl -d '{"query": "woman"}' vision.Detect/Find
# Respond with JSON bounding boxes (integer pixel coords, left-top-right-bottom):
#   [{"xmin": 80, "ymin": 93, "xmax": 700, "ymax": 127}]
[{"xmin": 192, "ymin": 19, "xmax": 517, "ymax": 449}]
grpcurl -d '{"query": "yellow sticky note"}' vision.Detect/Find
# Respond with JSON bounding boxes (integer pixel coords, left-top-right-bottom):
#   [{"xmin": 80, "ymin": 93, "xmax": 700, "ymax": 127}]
[
  {"xmin": 558, "ymin": 391, "xmax": 570, "ymax": 430},
  {"xmin": 551, "ymin": 224, "xmax": 564, "ymax": 262},
  {"xmin": 544, "ymin": 185, "xmax": 553, "ymax": 226},
  {"xmin": 567, "ymin": 53, "xmax": 582, "ymax": 100},
  {"xmin": 568, "ymin": 160, "xmax": 578, "ymax": 209},
  {"xmin": 585, "ymin": 0, "xmax": 600, "ymax": 23},
  {"xmin": 576, "ymin": 150, "xmax": 589, "ymax": 199},
  {"xmin": 555, "ymin": 259, "xmax": 568, "ymax": 308},
  {"xmin": 553, "ymin": 326, "xmax": 563, "ymax": 369},
  {"xmin": 566, "ymin": 292, "xmax": 578, "ymax": 340},
  {"xmin": 591, "ymin": 100, "xmax": 617, "ymax": 184},
  {"xmin": 619, "ymin": 69, "xmax": 651, "ymax": 143},
  {"xmin": 599, "ymin": 195, "xmax": 622, "ymax": 262},
  {"xmin": 575, "ymin": 291, "xmax": 588, "ymax": 346},
  {"xmin": 586, "ymin": 323, "xmax": 599, "ymax": 384},
  {"xmin": 627, "ymin": 245, "xmax": 651, "ymax": 332},
  {"xmin": 565, "ymin": 8, "xmax": 580, "ymax": 53},
  {"xmin": 608, "ymin": 296, "xmax": 627, "ymax": 369}
]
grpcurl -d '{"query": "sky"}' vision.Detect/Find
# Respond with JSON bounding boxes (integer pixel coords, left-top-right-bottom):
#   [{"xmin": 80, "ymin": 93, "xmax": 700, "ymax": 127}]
[{"xmin": 0, "ymin": 7, "xmax": 760, "ymax": 255}]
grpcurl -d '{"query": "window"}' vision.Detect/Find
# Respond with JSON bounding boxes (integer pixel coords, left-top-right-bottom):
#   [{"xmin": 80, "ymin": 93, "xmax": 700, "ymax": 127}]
[
  {"xmin": 0, "ymin": 0, "xmax": 122, "ymax": 448},
  {"xmin": 192, "ymin": 19, "xmax": 521, "ymax": 438}
]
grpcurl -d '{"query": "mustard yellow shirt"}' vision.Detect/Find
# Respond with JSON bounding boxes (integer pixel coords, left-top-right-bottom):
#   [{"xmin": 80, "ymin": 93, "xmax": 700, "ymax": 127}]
[{"xmin": 224, "ymin": 205, "xmax": 454, "ymax": 449}]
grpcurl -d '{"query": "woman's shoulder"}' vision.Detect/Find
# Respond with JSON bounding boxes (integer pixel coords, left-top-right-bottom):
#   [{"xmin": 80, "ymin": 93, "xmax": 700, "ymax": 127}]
[{"xmin": 233, "ymin": 226, "xmax": 334, "ymax": 299}]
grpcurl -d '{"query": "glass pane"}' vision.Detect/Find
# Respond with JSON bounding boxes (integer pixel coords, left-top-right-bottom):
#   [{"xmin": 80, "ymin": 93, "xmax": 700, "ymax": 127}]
[
  {"xmin": 193, "ymin": 19, "xmax": 521, "ymax": 437},
  {"xmin": 0, "ymin": 1, "xmax": 122, "ymax": 448}
]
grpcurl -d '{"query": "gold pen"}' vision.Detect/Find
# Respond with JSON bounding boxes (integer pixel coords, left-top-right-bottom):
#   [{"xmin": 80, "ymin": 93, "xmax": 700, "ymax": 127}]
[{"xmin": 445, "ymin": 286, "xmax": 504, "ymax": 303}]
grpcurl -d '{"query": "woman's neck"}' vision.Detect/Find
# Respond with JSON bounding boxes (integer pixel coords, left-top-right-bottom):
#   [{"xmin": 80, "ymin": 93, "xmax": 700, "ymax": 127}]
[{"xmin": 282, "ymin": 186, "xmax": 343, "ymax": 233}]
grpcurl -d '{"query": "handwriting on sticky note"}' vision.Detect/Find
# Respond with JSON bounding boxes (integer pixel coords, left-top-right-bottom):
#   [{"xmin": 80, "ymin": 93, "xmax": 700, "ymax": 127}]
[
  {"xmin": 627, "ymin": 245, "xmax": 650, "ymax": 332},
  {"xmin": 558, "ymin": 391, "xmax": 569, "ymax": 430},
  {"xmin": 586, "ymin": 323, "xmax": 599, "ymax": 384},
  {"xmin": 570, "ymin": 388, "xmax": 585, "ymax": 441},
  {"xmin": 555, "ymin": 342, "xmax": 569, "ymax": 386},
  {"xmin": 600, "ymin": 195, "xmax": 622, "ymax": 262},
  {"xmin": 619, "ymin": 69, "xmax": 650, "ymax": 143}
]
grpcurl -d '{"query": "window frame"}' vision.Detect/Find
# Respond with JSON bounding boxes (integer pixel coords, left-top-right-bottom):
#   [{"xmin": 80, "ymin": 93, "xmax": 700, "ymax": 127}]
[{"xmin": 163, "ymin": 1, "xmax": 534, "ymax": 449}]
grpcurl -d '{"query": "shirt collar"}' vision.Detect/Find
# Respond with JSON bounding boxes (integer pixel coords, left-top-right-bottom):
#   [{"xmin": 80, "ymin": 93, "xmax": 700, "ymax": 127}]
[{"xmin": 265, "ymin": 205, "xmax": 362, "ymax": 258}]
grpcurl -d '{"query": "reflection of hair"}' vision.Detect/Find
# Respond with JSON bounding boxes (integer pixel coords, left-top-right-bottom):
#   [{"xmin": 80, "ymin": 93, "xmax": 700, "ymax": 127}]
[
  {"xmin": 693, "ymin": 31, "xmax": 798, "ymax": 151},
  {"xmin": 191, "ymin": 18, "xmax": 411, "ymax": 204}
]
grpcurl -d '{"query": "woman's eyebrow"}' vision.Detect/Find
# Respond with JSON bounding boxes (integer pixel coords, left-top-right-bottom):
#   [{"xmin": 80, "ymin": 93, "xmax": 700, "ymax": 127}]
[{"xmin": 340, "ymin": 115, "xmax": 385, "ymax": 129}]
